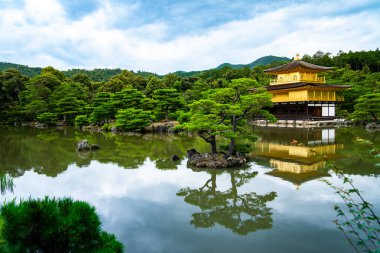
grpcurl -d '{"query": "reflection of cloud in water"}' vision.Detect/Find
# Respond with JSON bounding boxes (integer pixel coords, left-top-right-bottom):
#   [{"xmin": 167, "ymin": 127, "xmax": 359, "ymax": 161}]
[{"xmin": 0, "ymin": 161, "xmax": 378, "ymax": 252}]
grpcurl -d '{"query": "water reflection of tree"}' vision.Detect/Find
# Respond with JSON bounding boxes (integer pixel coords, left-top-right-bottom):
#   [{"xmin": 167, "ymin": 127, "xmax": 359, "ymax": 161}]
[
  {"xmin": 0, "ymin": 126, "xmax": 210, "ymax": 178},
  {"xmin": 0, "ymin": 174, "xmax": 14, "ymax": 194},
  {"xmin": 177, "ymin": 170, "xmax": 277, "ymax": 235}
]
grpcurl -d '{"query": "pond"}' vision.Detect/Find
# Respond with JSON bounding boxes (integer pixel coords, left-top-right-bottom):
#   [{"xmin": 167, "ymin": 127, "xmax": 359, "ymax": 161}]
[{"xmin": 0, "ymin": 126, "xmax": 379, "ymax": 253}]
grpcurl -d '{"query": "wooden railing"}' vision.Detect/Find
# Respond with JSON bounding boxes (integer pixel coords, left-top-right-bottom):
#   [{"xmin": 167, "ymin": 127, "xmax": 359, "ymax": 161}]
[
  {"xmin": 272, "ymin": 94, "xmax": 344, "ymax": 103},
  {"xmin": 270, "ymin": 76, "xmax": 325, "ymax": 85}
]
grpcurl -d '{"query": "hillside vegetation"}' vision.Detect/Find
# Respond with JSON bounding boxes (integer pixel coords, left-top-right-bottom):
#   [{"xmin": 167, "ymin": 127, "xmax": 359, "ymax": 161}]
[{"xmin": 0, "ymin": 49, "xmax": 379, "ymax": 130}]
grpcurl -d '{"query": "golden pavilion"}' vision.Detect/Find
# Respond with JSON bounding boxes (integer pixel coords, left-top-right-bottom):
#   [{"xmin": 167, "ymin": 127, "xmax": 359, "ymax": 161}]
[{"xmin": 264, "ymin": 54, "xmax": 350, "ymax": 120}]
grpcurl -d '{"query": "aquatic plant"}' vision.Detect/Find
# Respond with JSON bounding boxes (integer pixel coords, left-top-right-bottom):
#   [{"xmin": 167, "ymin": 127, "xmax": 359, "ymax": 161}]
[{"xmin": 323, "ymin": 171, "xmax": 380, "ymax": 253}]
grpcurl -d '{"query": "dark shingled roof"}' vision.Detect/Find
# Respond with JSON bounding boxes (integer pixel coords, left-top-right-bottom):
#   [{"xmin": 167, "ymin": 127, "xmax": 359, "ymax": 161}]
[
  {"xmin": 265, "ymin": 60, "xmax": 332, "ymax": 73},
  {"xmin": 266, "ymin": 82, "xmax": 351, "ymax": 91}
]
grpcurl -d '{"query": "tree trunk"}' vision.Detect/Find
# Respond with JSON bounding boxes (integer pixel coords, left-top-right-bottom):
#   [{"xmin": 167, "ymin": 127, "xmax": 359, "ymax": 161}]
[
  {"xmin": 228, "ymin": 139, "xmax": 235, "ymax": 155},
  {"xmin": 370, "ymin": 112, "xmax": 378, "ymax": 122},
  {"xmin": 165, "ymin": 109, "xmax": 169, "ymax": 120},
  {"xmin": 211, "ymin": 135, "xmax": 217, "ymax": 154},
  {"xmin": 228, "ymin": 115, "xmax": 237, "ymax": 155}
]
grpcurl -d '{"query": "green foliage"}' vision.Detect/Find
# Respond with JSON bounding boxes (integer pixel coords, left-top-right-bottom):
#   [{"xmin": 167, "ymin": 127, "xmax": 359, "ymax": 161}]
[
  {"xmin": 179, "ymin": 99, "xmax": 230, "ymax": 153},
  {"xmin": 152, "ymin": 88, "xmax": 185, "ymax": 120},
  {"xmin": 351, "ymin": 92, "xmax": 380, "ymax": 122},
  {"xmin": 36, "ymin": 112, "xmax": 58, "ymax": 126},
  {"xmin": 322, "ymin": 172, "xmax": 380, "ymax": 253},
  {"xmin": 89, "ymin": 92, "xmax": 113, "ymax": 124},
  {"xmin": 0, "ymin": 49, "xmax": 379, "ymax": 125},
  {"xmin": 0, "ymin": 62, "xmax": 41, "ymax": 77},
  {"xmin": 0, "ymin": 69, "xmax": 29, "ymax": 121},
  {"xmin": 41, "ymin": 66, "xmax": 66, "ymax": 82},
  {"xmin": 116, "ymin": 108, "xmax": 153, "ymax": 131},
  {"xmin": 145, "ymin": 76, "xmax": 166, "ymax": 97},
  {"xmin": 181, "ymin": 78, "xmax": 273, "ymax": 154},
  {"xmin": 0, "ymin": 197, "xmax": 123, "ymax": 252},
  {"xmin": 72, "ymin": 73, "xmax": 92, "ymax": 89},
  {"xmin": 75, "ymin": 115, "xmax": 89, "ymax": 127},
  {"xmin": 64, "ymin": 68, "xmax": 123, "ymax": 82},
  {"xmin": 50, "ymin": 82, "xmax": 89, "ymax": 123},
  {"xmin": 99, "ymin": 70, "xmax": 146, "ymax": 93},
  {"xmin": 110, "ymin": 88, "xmax": 150, "ymax": 112},
  {"xmin": 90, "ymin": 103, "xmax": 113, "ymax": 124}
]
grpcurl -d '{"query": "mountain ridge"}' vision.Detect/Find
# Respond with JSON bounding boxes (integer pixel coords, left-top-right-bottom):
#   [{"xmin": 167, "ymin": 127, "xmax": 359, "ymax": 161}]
[{"xmin": 0, "ymin": 55, "xmax": 291, "ymax": 80}]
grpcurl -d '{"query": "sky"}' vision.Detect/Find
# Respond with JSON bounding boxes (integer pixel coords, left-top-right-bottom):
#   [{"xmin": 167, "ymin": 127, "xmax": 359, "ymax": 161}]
[{"xmin": 0, "ymin": 0, "xmax": 379, "ymax": 74}]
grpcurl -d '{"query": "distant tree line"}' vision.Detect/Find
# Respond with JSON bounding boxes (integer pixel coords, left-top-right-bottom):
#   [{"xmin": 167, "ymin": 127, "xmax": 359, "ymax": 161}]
[{"xmin": 302, "ymin": 49, "xmax": 380, "ymax": 72}]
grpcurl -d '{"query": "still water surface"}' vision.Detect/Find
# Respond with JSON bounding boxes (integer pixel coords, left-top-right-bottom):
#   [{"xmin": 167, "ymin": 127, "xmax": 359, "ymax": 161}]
[{"xmin": 0, "ymin": 126, "xmax": 379, "ymax": 252}]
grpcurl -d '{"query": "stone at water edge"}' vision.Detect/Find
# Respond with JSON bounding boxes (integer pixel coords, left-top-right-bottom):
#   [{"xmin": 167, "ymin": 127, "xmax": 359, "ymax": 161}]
[
  {"xmin": 186, "ymin": 149, "xmax": 247, "ymax": 168},
  {"xmin": 77, "ymin": 140, "xmax": 90, "ymax": 151},
  {"xmin": 366, "ymin": 123, "xmax": 380, "ymax": 129},
  {"xmin": 186, "ymin": 149, "xmax": 199, "ymax": 159},
  {"xmin": 171, "ymin": 154, "xmax": 180, "ymax": 161},
  {"xmin": 90, "ymin": 144, "xmax": 100, "ymax": 150}
]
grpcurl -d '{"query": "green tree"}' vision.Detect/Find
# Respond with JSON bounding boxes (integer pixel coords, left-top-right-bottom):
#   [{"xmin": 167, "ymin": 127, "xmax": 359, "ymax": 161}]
[
  {"xmin": 351, "ymin": 91, "xmax": 380, "ymax": 122},
  {"xmin": 74, "ymin": 115, "xmax": 89, "ymax": 127},
  {"xmin": 180, "ymin": 78, "xmax": 273, "ymax": 154},
  {"xmin": 72, "ymin": 73, "xmax": 92, "ymax": 90},
  {"xmin": 115, "ymin": 108, "xmax": 153, "ymax": 131},
  {"xmin": 89, "ymin": 92, "xmax": 113, "ymax": 124},
  {"xmin": 145, "ymin": 76, "xmax": 166, "ymax": 97},
  {"xmin": 0, "ymin": 69, "xmax": 28, "ymax": 121},
  {"xmin": 50, "ymin": 82, "xmax": 89, "ymax": 123},
  {"xmin": 179, "ymin": 99, "xmax": 230, "ymax": 153},
  {"xmin": 162, "ymin": 73, "xmax": 179, "ymax": 87},
  {"xmin": 152, "ymin": 88, "xmax": 185, "ymax": 120},
  {"xmin": 41, "ymin": 66, "xmax": 66, "ymax": 83},
  {"xmin": 210, "ymin": 78, "xmax": 274, "ymax": 154},
  {"xmin": 36, "ymin": 112, "xmax": 58, "ymax": 126},
  {"xmin": 110, "ymin": 88, "xmax": 150, "ymax": 113}
]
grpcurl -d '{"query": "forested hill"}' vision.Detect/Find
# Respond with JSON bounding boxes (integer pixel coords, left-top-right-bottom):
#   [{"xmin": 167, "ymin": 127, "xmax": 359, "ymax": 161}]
[
  {"xmin": 173, "ymin": 55, "xmax": 290, "ymax": 77},
  {"xmin": 0, "ymin": 55, "xmax": 289, "ymax": 80},
  {"xmin": 0, "ymin": 62, "xmax": 42, "ymax": 77},
  {"xmin": 216, "ymin": 56, "xmax": 290, "ymax": 69}
]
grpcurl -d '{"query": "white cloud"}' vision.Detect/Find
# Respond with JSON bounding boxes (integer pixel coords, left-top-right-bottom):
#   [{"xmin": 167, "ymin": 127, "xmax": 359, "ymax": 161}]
[{"xmin": 0, "ymin": 0, "xmax": 379, "ymax": 73}]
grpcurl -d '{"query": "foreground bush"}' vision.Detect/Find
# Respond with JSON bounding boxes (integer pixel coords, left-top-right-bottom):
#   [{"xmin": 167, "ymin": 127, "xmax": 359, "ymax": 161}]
[{"xmin": 0, "ymin": 197, "xmax": 123, "ymax": 253}]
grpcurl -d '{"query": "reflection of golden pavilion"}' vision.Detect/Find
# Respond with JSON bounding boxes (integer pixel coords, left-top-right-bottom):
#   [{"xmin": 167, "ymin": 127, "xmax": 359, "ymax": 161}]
[{"xmin": 252, "ymin": 128, "xmax": 344, "ymax": 186}]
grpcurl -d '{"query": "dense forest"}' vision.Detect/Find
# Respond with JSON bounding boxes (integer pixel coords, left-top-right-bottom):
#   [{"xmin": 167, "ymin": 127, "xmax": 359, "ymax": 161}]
[{"xmin": 0, "ymin": 49, "xmax": 379, "ymax": 140}]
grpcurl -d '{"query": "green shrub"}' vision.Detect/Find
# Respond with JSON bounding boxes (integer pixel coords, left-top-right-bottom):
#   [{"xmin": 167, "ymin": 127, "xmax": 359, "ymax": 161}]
[
  {"xmin": 219, "ymin": 143, "xmax": 253, "ymax": 154},
  {"xmin": 0, "ymin": 197, "xmax": 123, "ymax": 252},
  {"xmin": 36, "ymin": 112, "xmax": 58, "ymax": 126},
  {"xmin": 116, "ymin": 108, "xmax": 153, "ymax": 131},
  {"xmin": 75, "ymin": 114, "xmax": 88, "ymax": 127}
]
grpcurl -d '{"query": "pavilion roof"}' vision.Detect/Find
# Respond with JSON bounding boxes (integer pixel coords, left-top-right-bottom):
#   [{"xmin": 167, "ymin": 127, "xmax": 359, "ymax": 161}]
[
  {"xmin": 265, "ymin": 82, "xmax": 351, "ymax": 91},
  {"xmin": 265, "ymin": 60, "xmax": 332, "ymax": 74}
]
